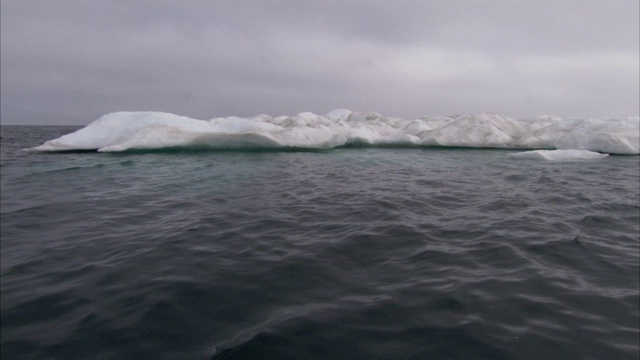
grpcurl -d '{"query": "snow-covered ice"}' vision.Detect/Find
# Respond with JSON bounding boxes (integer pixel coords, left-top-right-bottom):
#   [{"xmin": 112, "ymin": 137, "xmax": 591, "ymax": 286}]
[{"xmin": 28, "ymin": 110, "xmax": 639, "ymax": 155}]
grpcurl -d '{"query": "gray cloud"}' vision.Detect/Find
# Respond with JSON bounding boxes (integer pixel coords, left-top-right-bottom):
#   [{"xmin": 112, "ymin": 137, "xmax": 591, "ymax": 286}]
[{"xmin": 1, "ymin": 0, "xmax": 638, "ymax": 125}]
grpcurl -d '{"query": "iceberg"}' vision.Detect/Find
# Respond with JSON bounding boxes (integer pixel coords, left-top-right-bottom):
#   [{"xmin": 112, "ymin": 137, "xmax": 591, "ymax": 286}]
[{"xmin": 27, "ymin": 110, "xmax": 640, "ymax": 155}]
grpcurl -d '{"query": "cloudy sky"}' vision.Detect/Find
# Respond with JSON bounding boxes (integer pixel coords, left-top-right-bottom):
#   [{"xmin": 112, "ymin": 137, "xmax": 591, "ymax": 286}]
[{"xmin": 1, "ymin": 0, "xmax": 638, "ymax": 125}]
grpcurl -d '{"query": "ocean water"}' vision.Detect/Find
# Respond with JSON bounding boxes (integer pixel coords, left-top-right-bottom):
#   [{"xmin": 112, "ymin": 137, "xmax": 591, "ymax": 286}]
[{"xmin": 1, "ymin": 124, "xmax": 639, "ymax": 360}]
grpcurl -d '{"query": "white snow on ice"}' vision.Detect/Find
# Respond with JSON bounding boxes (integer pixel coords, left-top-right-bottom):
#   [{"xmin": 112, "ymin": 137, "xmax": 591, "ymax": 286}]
[{"xmin": 28, "ymin": 110, "xmax": 640, "ymax": 155}]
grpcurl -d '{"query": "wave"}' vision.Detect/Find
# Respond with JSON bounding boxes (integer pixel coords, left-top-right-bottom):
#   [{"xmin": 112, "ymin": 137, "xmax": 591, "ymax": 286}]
[{"xmin": 26, "ymin": 110, "xmax": 640, "ymax": 155}]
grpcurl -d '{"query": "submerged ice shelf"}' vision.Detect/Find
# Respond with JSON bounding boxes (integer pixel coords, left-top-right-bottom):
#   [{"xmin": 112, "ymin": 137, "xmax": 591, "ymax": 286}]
[{"xmin": 28, "ymin": 110, "xmax": 640, "ymax": 155}]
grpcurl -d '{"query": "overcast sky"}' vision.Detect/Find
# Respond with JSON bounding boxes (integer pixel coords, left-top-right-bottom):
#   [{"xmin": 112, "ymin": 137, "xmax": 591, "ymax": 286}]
[{"xmin": 1, "ymin": 0, "xmax": 638, "ymax": 125}]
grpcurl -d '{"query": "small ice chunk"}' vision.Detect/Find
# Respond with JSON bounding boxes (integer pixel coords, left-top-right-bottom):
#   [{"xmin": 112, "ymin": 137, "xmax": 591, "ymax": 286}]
[{"xmin": 509, "ymin": 149, "xmax": 609, "ymax": 161}]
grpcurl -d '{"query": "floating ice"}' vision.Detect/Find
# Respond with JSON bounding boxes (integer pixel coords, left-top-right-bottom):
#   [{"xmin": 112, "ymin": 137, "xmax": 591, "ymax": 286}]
[
  {"xmin": 28, "ymin": 110, "xmax": 639, "ymax": 155},
  {"xmin": 509, "ymin": 149, "xmax": 609, "ymax": 161}
]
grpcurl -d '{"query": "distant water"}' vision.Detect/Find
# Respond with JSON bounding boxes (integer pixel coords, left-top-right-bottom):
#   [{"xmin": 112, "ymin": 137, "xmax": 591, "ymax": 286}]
[{"xmin": 2, "ymin": 125, "xmax": 639, "ymax": 360}]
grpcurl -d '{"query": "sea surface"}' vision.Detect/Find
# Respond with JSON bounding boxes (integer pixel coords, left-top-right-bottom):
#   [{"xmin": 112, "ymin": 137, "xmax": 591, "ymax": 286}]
[{"xmin": 2, "ymin": 125, "xmax": 639, "ymax": 359}]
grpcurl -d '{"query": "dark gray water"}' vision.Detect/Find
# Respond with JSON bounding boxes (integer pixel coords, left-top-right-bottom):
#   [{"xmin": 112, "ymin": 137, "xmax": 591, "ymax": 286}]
[{"xmin": 2, "ymin": 125, "xmax": 639, "ymax": 359}]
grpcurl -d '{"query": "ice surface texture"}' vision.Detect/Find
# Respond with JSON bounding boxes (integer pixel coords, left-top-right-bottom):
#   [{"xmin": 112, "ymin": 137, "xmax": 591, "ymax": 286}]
[{"xmin": 29, "ymin": 110, "xmax": 639, "ymax": 155}]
